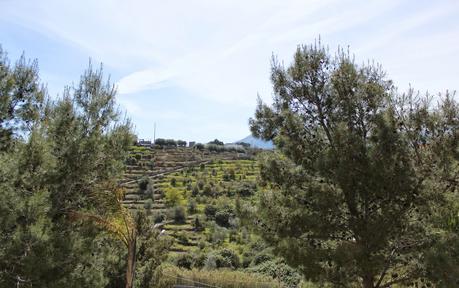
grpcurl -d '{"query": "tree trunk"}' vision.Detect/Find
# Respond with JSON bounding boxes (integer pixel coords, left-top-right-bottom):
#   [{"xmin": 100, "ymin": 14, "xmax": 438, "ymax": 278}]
[
  {"xmin": 125, "ymin": 238, "xmax": 137, "ymax": 288},
  {"xmin": 362, "ymin": 274, "xmax": 374, "ymax": 288}
]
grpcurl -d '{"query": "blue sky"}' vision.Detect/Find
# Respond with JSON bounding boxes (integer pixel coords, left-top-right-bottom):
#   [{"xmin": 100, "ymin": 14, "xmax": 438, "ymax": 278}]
[{"xmin": 1, "ymin": 0, "xmax": 458, "ymax": 143}]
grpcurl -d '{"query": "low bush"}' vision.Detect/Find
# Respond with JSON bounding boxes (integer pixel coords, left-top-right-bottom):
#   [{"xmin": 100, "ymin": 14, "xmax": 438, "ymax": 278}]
[
  {"xmin": 187, "ymin": 199, "xmax": 197, "ymax": 214},
  {"xmin": 173, "ymin": 206, "xmax": 187, "ymax": 224},
  {"xmin": 248, "ymin": 260, "xmax": 302, "ymax": 288},
  {"xmin": 174, "ymin": 253, "xmax": 193, "ymax": 269},
  {"xmin": 193, "ymin": 216, "xmax": 204, "ymax": 232},
  {"xmin": 165, "ymin": 189, "xmax": 184, "ymax": 207},
  {"xmin": 144, "ymin": 199, "xmax": 153, "ymax": 210},
  {"xmin": 153, "ymin": 212, "xmax": 166, "ymax": 224},
  {"xmin": 215, "ymin": 210, "xmax": 232, "ymax": 228},
  {"xmin": 217, "ymin": 248, "xmax": 240, "ymax": 269},
  {"xmin": 175, "ymin": 232, "xmax": 190, "ymax": 246},
  {"xmin": 204, "ymin": 204, "xmax": 217, "ymax": 220},
  {"xmin": 138, "ymin": 176, "xmax": 150, "ymax": 191}
]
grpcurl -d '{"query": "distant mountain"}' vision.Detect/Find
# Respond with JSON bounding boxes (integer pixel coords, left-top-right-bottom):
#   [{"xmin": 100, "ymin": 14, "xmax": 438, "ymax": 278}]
[{"xmin": 235, "ymin": 135, "xmax": 274, "ymax": 149}]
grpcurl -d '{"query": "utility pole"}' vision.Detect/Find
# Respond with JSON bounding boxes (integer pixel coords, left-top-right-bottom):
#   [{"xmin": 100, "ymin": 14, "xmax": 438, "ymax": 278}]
[{"xmin": 153, "ymin": 122, "xmax": 156, "ymax": 144}]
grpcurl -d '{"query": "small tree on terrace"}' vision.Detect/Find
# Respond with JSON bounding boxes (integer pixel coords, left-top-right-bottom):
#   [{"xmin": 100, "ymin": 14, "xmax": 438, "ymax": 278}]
[
  {"xmin": 250, "ymin": 42, "xmax": 458, "ymax": 288},
  {"xmin": 208, "ymin": 139, "xmax": 224, "ymax": 145},
  {"xmin": 177, "ymin": 140, "xmax": 187, "ymax": 147}
]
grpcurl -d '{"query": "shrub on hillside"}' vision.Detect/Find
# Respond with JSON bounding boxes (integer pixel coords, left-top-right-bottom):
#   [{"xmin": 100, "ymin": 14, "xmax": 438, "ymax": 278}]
[
  {"xmin": 191, "ymin": 252, "xmax": 207, "ymax": 269},
  {"xmin": 204, "ymin": 204, "xmax": 217, "ymax": 220},
  {"xmin": 138, "ymin": 176, "xmax": 150, "ymax": 191},
  {"xmin": 252, "ymin": 252, "xmax": 274, "ymax": 266},
  {"xmin": 237, "ymin": 182, "xmax": 257, "ymax": 197},
  {"xmin": 126, "ymin": 156, "xmax": 137, "ymax": 165},
  {"xmin": 187, "ymin": 199, "xmax": 197, "ymax": 214},
  {"xmin": 209, "ymin": 225, "xmax": 227, "ymax": 244},
  {"xmin": 208, "ymin": 139, "xmax": 224, "ymax": 146},
  {"xmin": 154, "ymin": 138, "xmax": 166, "ymax": 146},
  {"xmin": 191, "ymin": 185, "xmax": 199, "ymax": 197},
  {"xmin": 194, "ymin": 143, "xmax": 204, "ymax": 150},
  {"xmin": 215, "ymin": 210, "xmax": 232, "ymax": 228},
  {"xmin": 193, "ymin": 215, "xmax": 204, "ymax": 232},
  {"xmin": 174, "ymin": 253, "xmax": 193, "ymax": 269},
  {"xmin": 153, "ymin": 212, "xmax": 166, "ymax": 224},
  {"xmin": 202, "ymin": 184, "xmax": 214, "ymax": 197},
  {"xmin": 218, "ymin": 248, "xmax": 241, "ymax": 269},
  {"xmin": 173, "ymin": 206, "xmax": 187, "ymax": 224},
  {"xmin": 248, "ymin": 260, "xmax": 302, "ymax": 288},
  {"xmin": 242, "ymin": 251, "xmax": 254, "ymax": 268},
  {"xmin": 165, "ymin": 189, "xmax": 184, "ymax": 207},
  {"xmin": 144, "ymin": 199, "xmax": 153, "ymax": 210},
  {"xmin": 165, "ymin": 139, "xmax": 177, "ymax": 147},
  {"xmin": 197, "ymin": 180, "xmax": 205, "ymax": 190},
  {"xmin": 206, "ymin": 143, "xmax": 225, "ymax": 152},
  {"xmin": 145, "ymin": 183, "xmax": 155, "ymax": 199},
  {"xmin": 175, "ymin": 232, "xmax": 190, "ymax": 246}
]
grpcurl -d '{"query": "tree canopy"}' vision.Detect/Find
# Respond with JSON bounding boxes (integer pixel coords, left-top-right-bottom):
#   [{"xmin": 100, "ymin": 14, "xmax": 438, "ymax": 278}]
[
  {"xmin": 0, "ymin": 48, "xmax": 169, "ymax": 287},
  {"xmin": 250, "ymin": 42, "xmax": 459, "ymax": 288}
]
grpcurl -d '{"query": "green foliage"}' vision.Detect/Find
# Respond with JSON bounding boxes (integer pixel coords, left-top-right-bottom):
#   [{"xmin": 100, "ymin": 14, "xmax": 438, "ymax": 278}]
[
  {"xmin": 0, "ymin": 47, "xmax": 46, "ymax": 152},
  {"xmin": 193, "ymin": 215, "xmax": 205, "ymax": 232},
  {"xmin": 215, "ymin": 210, "xmax": 232, "ymax": 228},
  {"xmin": 153, "ymin": 212, "xmax": 166, "ymax": 224},
  {"xmin": 197, "ymin": 179, "xmax": 205, "ymax": 190},
  {"xmin": 209, "ymin": 224, "xmax": 228, "ymax": 244},
  {"xmin": 138, "ymin": 176, "xmax": 149, "ymax": 191},
  {"xmin": 173, "ymin": 206, "xmax": 187, "ymax": 224},
  {"xmin": 134, "ymin": 212, "xmax": 172, "ymax": 288},
  {"xmin": 194, "ymin": 143, "xmax": 205, "ymax": 150},
  {"xmin": 177, "ymin": 140, "xmax": 187, "ymax": 147},
  {"xmin": 248, "ymin": 259, "xmax": 302, "ymax": 288},
  {"xmin": 204, "ymin": 204, "xmax": 217, "ymax": 220},
  {"xmin": 250, "ymin": 41, "xmax": 459, "ymax": 287},
  {"xmin": 202, "ymin": 184, "xmax": 214, "ymax": 196},
  {"xmin": 144, "ymin": 199, "xmax": 153, "ymax": 210},
  {"xmin": 0, "ymin": 50, "xmax": 135, "ymax": 287},
  {"xmin": 208, "ymin": 139, "xmax": 224, "ymax": 145},
  {"xmin": 187, "ymin": 199, "xmax": 197, "ymax": 214},
  {"xmin": 217, "ymin": 248, "xmax": 241, "ymax": 269},
  {"xmin": 165, "ymin": 188, "xmax": 184, "ymax": 207},
  {"xmin": 154, "ymin": 138, "xmax": 166, "ymax": 146},
  {"xmin": 237, "ymin": 182, "xmax": 256, "ymax": 197},
  {"xmin": 174, "ymin": 253, "xmax": 194, "ymax": 269},
  {"xmin": 191, "ymin": 185, "xmax": 200, "ymax": 196}
]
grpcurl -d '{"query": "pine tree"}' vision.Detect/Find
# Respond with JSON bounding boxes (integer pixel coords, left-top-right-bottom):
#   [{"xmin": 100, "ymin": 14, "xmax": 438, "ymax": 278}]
[{"xmin": 250, "ymin": 42, "xmax": 458, "ymax": 288}]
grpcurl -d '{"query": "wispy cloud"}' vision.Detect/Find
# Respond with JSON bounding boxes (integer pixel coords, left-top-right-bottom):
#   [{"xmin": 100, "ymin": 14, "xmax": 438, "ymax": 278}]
[{"xmin": 1, "ymin": 0, "xmax": 458, "ymax": 141}]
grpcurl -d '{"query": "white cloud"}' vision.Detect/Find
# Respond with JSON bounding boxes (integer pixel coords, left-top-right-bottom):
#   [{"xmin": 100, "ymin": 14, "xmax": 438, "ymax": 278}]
[{"xmin": 2, "ymin": 0, "xmax": 458, "ymax": 141}]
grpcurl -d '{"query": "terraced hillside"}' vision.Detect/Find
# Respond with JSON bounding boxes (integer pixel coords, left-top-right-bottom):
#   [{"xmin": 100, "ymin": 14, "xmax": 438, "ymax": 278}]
[
  {"xmin": 156, "ymin": 159, "xmax": 258, "ymax": 254},
  {"xmin": 121, "ymin": 146, "xmax": 259, "ymax": 252},
  {"xmin": 122, "ymin": 146, "xmax": 246, "ymax": 209},
  {"xmin": 121, "ymin": 146, "xmax": 302, "ymax": 287}
]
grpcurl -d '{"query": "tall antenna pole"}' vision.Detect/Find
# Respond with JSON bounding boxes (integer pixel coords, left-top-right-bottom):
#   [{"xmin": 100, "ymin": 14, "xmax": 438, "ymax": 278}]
[{"xmin": 153, "ymin": 122, "xmax": 156, "ymax": 143}]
